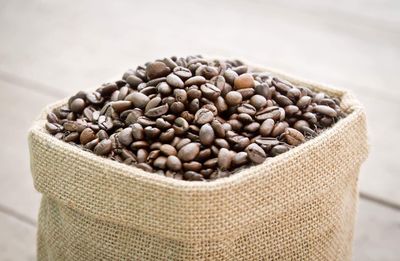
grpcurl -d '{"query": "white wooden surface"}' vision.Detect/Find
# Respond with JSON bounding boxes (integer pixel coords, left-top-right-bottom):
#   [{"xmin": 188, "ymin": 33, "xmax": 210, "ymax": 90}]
[{"xmin": 0, "ymin": 0, "xmax": 399, "ymax": 260}]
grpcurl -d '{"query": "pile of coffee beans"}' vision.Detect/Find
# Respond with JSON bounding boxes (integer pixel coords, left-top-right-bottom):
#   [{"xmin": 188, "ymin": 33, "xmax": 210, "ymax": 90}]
[{"xmin": 46, "ymin": 55, "xmax": 345, "ymax": 181}]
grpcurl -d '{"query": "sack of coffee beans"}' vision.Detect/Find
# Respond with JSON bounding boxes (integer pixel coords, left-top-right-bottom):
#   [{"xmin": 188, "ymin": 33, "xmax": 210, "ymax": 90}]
[{"xmin": 29, "ymin": 56, "xmax": 368, "ymax": 260}]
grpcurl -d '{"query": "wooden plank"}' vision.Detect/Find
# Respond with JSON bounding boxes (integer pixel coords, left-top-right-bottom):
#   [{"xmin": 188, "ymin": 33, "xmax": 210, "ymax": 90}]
[
  {"xmin": 0, "ymin": 80, "xmax": 58, "ymax": 221},
  {"xmin": 353, "ymin": 199, "xmax": 400, "ymax": 261},
  {"xmin": 0, "ymin": 212, "xmax": 36, "ymax": 261},
  {"xmin": 0, "ymin": 0, "xmax": 399, "ymax": 98}
]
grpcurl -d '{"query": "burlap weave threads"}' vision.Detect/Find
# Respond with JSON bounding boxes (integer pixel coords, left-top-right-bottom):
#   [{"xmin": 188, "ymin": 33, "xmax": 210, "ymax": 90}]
[{"xmin": 29, "ymin": 63, "xmax": 368, "ymax": 260}]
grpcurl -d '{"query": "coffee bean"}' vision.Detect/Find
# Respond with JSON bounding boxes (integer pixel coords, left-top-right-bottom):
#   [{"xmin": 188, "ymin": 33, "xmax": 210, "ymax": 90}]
[
  {"xmin": 194, "ymin": 108, "xmax": 214, "ymax": 124},
  {"xmin": 160, "ymin": 144, "xmax": 177, "ymax": 156},
  {"xmin": 199, "ymin": 123, "xmax": 215, "ymax": 146},
  {"xmin": 145, "ymin": 104, "xmax": 169, "ymax": 118},
  {"xmin": 218, "ymin": 148, "xmax": 233, "ymax": 170},
  {"xmin": 70, "ymin": 98, "xmax": 85, "ymax": 113},
  {"xmin": 118, "ymin": 127, "xmax": 133, "ymax": 146},
  {"xmin": 94, "ymin": 139, "xmax": 113, "ymax": 155},
  {"xmin": 245, "ymin": 143, "xmax": 266, "ymax": 164},
  {"xmin": 250, "ymin": 95, "xmax": 267, "ymax": 109},
  {"xmin": 184, "ymin": 171, "xmax": 204, "ymax": 181},
  {"xmin": 314, "ymin": 105, "xmax": 337, "ymax": 117},
  {"xmin": 125, "ymin": 92, "xmax": 150, "ymax": 109},
  {"xmin": 260, "ymin": 119, "xmax": 275, "ymax": 137},
  {"xmin": 200, "ymin": 83, "xmax": 221, "ymax": 100},
  {"xmin": 232, "ymin": 151, "xmax": 248, "ymax": 166},
  {"xmin": 185, "ymin": 76, "xmax": 206, "ymax": 86},
  {"xmin": 178, "ymin": 143, "xmax": 200, "ymax": 162},
  {"xmin": 283, "ymin": 128, "xmax": 306, "ymax": 145},
  {"xmin": 225, "ymin": 91, "xmax": 242, "ymax": 106},
  {"xmin": 146, "ymin": 62, "xmax": 171, "ymax": 80},
  {"xmin": 234, "ymin": 73, "xmax": 255, "ymax": 89},
  {"xmin": 167, "ymin": 73, "xmax": 184, "ymax": 88},
  {"xmin": 80, "ymin": 128, "xmax": 96, "ymax": 145},
  {"xmin": 47, "ymin": 56, "xmax": 345, "ymax": 180},
  {"xmin": 166, "ymin": 155, "xmax": 182, "ymax": 171}
]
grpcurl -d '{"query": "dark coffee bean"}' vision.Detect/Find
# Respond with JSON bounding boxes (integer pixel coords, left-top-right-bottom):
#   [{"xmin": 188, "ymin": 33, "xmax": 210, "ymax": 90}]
[
  {"xmin": 170, "ymin": 101, "xmax": 185, "ymax": 114},
  {"xmin": 244, "ymin": 122, "xmax": 260, "ymax": 132},
  {"xmin": 284, "ymin": 105, "xmax": 300, "ymax": 116},
  {"xmin": 159, "ymin": 128, "xmax": 175, "ymax": 143},
  {"xmin": 255, "ymin": 106, "xmax": 281, "ymax": 121},
  {"xmin": 275, "ymin": 94, "xmax": 293, "ymax": 106},
  {"xmin": 225, "ymin": 91, "xmax": 242, "ymax": 106},
  {"xmin": 255, "ymin": 83, "xmax": 270, "ymax": 98},
  {"xmin": 144, "ymin": 126, "xmax": 161, "ymax": 139},
  {"xmin": 94, "ymin": 139, "xmax": 112, "ymax": 155},
  {"xmin": 84, "ymin": 138, "xmax": 99, "ymax": 150},
  {"xmin": 80, "ymin": 128, "xmax": 96, "ymax": 145},
  {"xmin": 173, "ymin": 117, "xmax": 189, "ymax": 135},
  {"xmin": 293, "ymin": 120, "xmax": 310, "ymax": 131},
  {"xmin": 178, "ymin": 143, "xmax": 200, "ymax": 162},
  {"xmin": 146, "ymin": 62, "xmax": 171, "ymax": 80},
  {"xmin": 125, "ymin": 92, "xmax": 150, "ymax": 109},
  {"xmin": 145, "ymin": 97, "xmax": 162, "ymax": 112},
  {"xmin": 234, "ymin": 73, "xmax": 254, "ymax": 89},
  {"xmin": 237, "ymin": 113, "xmax": 253, "ymax": 124},
  {"xmin": 199, "ymin": 123, "xmax": 215, "ymax": 146},
  {"xmin": 137, "ymin": 149, "xmax": 148, "ymax": 163},
  {"xmin": 163, "ymin": 57, "xmax": 178, "ymax": 70},
  {"xmin": 187, "ymin": 87, "xmax": 202, "ymax": 100},
  {"xmin": 215, "ymin": 138, "xmax": 229, "ymax": 149},
  {"xmin": 183, "ymin": 161, "xmax": 202, "ymax": 172},
  {"xmin": 176, "ymin": 138, "xmax": 191, "ymax": 150},
  {"xmin": 97, "ymin": 129, "xmax": 108, "ymax": 140},
  {"xmin": 194, "ymin": 108, "xmax": 214, "ymax": 124},
  {"xmin": 137, "ymin": 116, "xmax": 156, "ymax": 126},
  {"xmin": 215, "ymin": 96, "xmax": 228, "ymax": 112},
  {"xmin": 157, "ymin": 82, "xmax": 172, "ymax": 95},
  {"xmin": 237, "ymin": 88, "xmax": 255, "ymax": 99},
  {"xmin": 287, "ymin": 88, "xmax": 301, "ymax": 101},
  {"xmin": 166, "ymin": 155, "xmax": 182, "ymax": 171},
  {"xmin": 245, "ymin": 143, "xmax": 266, "ymax": 164},
  {"xmin": 224, "ymin": 69, "xmax": 238, "ymax": 85},
  {"xmin": 167, "ymin": 73, "xmax": 184, "ymax": 88},
  {"xmin": 111, "ymin": 101, "xmax": 132, "ymax": 113},
  {"xmin": 204, "ymin": 158, "xmax": 218, "ymax": 169}
]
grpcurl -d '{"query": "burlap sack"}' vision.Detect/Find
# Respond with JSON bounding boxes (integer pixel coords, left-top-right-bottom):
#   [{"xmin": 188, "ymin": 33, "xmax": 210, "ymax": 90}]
[{"xmin": 29, "ymin": 63, "xmax": 368, "ymax": 261}]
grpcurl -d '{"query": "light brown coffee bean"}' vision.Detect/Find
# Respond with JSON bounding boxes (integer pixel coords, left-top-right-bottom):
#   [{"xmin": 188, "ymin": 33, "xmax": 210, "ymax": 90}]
[
  {"xmin": 80, "ymin": 128, "xmax": 96, "ymax": 145},
  {"xmin": 250, "ymin": 95, "xmax": 267, "ymax": 109},
  {"xmin": 218, "ymin": 148, "xmax": 233, "ymax": 170},
  {"xmin": 118, "ymin": 127, "xmax": 133, "ymax": 146},
  {"xmin": 260, "ymin": 119, "xmax": 275, "ymax": 137},
  {"xmin": 194, "ymin": 108, "xmax": 214, "ymax": 124},
  {"xmin": 232, "ymin": 151, "xmax": 248, "ymax": 166},
  {"xmin": 185, "ymin": 76, "xmax": 206, "ymax": 86},
  {"xmin": 234, "ymin": 73, "xmax": 255, "ymax": 89},
  {"xmin": 314, "ymin": 105, "xmax": 338, "ymax": 117},
  {"xmin": 225, "ymin": 91, "xmax": 242, "ymax": 106},
  {"xmin": 184, "ymin": 171, "xmax": 204, "ymax": 181},
  {"xmin": 160, "ymin": 144, "xmax": 177, "ymax": 156},
  {"xmin": 284, "ymin": 128, "xmax": 306, "ymax": 145},
  {"xmin": 167, "ymin": 73, "xmax": 184, "ymax": 88}
]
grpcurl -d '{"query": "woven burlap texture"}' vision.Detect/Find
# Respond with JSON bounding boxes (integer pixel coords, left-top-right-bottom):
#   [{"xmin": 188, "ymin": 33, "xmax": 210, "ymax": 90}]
[{"xmin": 29, "ymin": 63, "xmax": 368, "ymax": 261}]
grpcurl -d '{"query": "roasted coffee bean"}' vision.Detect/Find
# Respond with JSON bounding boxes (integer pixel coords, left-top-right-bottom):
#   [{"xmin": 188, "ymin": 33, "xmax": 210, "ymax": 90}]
[
  {"xmin": 260, "ymin": 119, "xmax": 275, "ymax": 137},
  {"xmin": 245, "ymin": 143, "xmax": 266, "ymax": 164},
  {"xmin": 225, "ymin": 91, "xmax": 242, "ymax": 106},
  {"xmin": 160, "ymin": 144, "xmax": 177, "ymax": 156},
  {"xmin": 80, "ymin": 128, "xmax": 96, "ymax": 145},
  {"xmin": 232, "ymin": 151, "xmax": 248, "ymax": 166},
  {"xmin": 283, "ymin": 128, "xmax": 306, "ymax": 145},
  {"xmin": 146, "ymin": 62, "xmax": 170, "ymax": 80},
  {"xmin": 218, "ymin": 148, "xmax": 233, "ymax": 170},
  {"xmin": 234, "ymin": 73, "xmax": 254, "ymax": 89},
  {"xmin": 178, "ymin": 143, "xmax": 200, "ymax": 162},
  {"xmin": 167, "ymin": 73, "xmax": 184, "ymax": 88},
  {"xmin": 125, "ymin": 92, "xmax": 150, "ymax": 109},
  {"xmin": 200, "ymin": 83, "xmax": 221, "ymax": 100},
  {"xmin": 184, "ymin": 171, "xmax": 204, "ymax": 181},
  {"xmin": 47, "ymin": 56, "xmax": 345, "ymax": 181},
  {"xmin": 194, "ymin": 108, "xmax": 214, "ymax": 124},
  {"xmin": 94, "ymin": 139, "xmax": 112, "ymax": 155},
  {"xmin": 166, "ymin": 155, "xmax": 182, "ymax": 171},
  {"xmin": 199, "ymin": 123, "xmax": 215, "ymax": 146}
]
